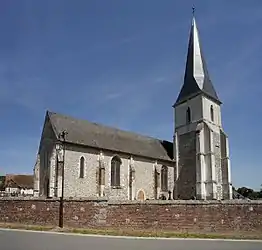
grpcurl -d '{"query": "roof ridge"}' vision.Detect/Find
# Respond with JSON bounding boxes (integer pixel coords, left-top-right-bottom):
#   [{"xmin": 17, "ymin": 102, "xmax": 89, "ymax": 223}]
[
  {"xmin": 48, "ymin": 110, "xmax": 170, "ymax": 143},
  {"xmin": 46, "ymin": 110, "xmax": 174, "ymax": 161}
]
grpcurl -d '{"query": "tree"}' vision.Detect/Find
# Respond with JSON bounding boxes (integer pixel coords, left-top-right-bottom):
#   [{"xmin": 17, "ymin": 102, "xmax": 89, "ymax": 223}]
[
  {"xmin": 236, "ymin": 186, "xmax": 262, "ymax": 200},
  {"xmin": 259, "ymin": 185, "xmax": 262, "ymax": 199}
]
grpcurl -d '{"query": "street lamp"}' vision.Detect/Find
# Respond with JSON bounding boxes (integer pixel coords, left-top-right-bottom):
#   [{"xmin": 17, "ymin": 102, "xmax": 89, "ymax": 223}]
[
  {"xmin": 55, "ymin": 143, "xmax": 62, "ymax": 198},
  {"xmin": 57, "ymin": 130, "xmax": 68, "ymax": 228}
]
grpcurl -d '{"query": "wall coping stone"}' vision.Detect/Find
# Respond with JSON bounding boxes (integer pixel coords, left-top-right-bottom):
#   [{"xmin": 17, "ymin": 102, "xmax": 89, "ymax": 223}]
[
  {"xmin": 107, "ymin": 199, "xmax": 262, "ymax": 205},
  {"xmin": 0, "ymin": 197, "xmax": 108, "ymax": 202},
  {"xmin": 1, "ymin": 197, "xmax": 262, "ymax": 205},
  {"xmin": 0, "ymin": 197, "xmax": 60, "ymax": 201}
]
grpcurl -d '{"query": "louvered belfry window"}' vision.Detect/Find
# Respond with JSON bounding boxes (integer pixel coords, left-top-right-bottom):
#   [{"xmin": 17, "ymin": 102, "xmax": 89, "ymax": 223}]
[
  {"xmin": 210, "ymin": 105, "xmax": 214, "ymax": 122},
  {"xmin": 111, "ymin": 156, "xmax": 121, "ymax": 187},
  {"xmin": 186, "ymin": 107, "xmax": 191, "ymax": 124}
]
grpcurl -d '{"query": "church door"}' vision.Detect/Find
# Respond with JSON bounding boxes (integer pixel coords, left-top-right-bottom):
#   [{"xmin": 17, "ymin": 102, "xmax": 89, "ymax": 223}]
[{"xmin": 137, "ymin": 189, "xmax": 145, "ymax": 201}]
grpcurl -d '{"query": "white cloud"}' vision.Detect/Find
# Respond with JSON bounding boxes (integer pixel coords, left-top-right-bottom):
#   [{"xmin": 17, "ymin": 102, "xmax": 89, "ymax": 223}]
[{"xmin": 105, "ymin": 92, "xmax": 123, "ymax": 100}]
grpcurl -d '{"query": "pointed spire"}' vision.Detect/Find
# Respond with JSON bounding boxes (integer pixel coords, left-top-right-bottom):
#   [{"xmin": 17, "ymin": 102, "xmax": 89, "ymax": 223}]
[
  {"xmin": 192, "ymin": 6, "xmax": 195, "ymax": 17},
  {"xmin": 174, "ymin": 12, "xmax": 221, "ymax": 106}
]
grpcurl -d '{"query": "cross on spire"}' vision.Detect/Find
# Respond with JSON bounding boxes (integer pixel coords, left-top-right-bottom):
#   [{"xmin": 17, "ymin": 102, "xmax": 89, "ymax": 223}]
[{"xmin": 192, "ymin": 6, "xmax": 195, "ymax": 16}]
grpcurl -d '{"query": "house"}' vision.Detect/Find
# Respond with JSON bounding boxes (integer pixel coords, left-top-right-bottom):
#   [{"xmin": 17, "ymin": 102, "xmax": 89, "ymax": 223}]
[
  {"xmin": 0, "ymin": 176, "xmax": 5, "ymax": 191},
  {"xmin": 0, "ymin": 176, "xmax": 5, "ymax": 196},
  {"xmin": 4, "ymin": 174, "xmax": 34, "ymax": 196},
  {"xmin": 34, "ymin": 16, "xmax": 233, "ymax": 201}
]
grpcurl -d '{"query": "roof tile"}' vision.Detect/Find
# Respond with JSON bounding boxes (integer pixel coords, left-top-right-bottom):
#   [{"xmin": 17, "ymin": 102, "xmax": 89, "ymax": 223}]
[{"xmin": 48, "ymin": 111, "xmax": 174, "ymax": 162}]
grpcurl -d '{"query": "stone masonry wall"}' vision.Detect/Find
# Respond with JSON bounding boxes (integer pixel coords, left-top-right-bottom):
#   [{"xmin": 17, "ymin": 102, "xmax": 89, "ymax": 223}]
[
  {"xmin": 220, "ymin": 130, "xmax": 231, "ymax": 200},
  {"xmin": 213, "ymin": 132, "xmax": 223, "ymax": 199},
  {"xmin": 2, "ymin": 198, "xmax": 261, "ymax": 235},
  {"xmin": 39, "ymin": 116, "xmax": 57, "ymax": 197},
  {"xmin": 59, "ymin": 145, "xmax": 174, "ymax": 201},
  {"xmin": 176, "ymin": 131, "xmax": 196, "ymax": 199}
]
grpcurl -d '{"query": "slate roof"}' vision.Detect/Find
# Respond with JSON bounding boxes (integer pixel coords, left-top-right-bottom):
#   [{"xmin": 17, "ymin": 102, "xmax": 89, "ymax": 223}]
[
  {"xmin": 5, "ymin": 175, "xmax": 34, "ymax": 189},
  {"xmin": 175, "ymin": 17, "xmax": 221, "ymax": 106},
  {"xmin": 47, "ymin": 111, "xmax": 174, "ymax": 162}
]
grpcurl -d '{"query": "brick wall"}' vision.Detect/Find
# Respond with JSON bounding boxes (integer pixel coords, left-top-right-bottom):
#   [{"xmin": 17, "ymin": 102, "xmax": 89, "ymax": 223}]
[
  {"xmin": 0, "ymin": 198, "xmax": 59, "ymax": 226},
  {"xmin": 0, "ymin": 198, "xmax": 262, "ymax": 235}
]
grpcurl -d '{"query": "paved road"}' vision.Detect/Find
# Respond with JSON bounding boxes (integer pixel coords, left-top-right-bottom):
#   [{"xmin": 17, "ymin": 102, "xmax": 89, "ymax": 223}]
[{"xmin": 1, "ymin": 229, "xmax": 262, "ymax": 250}]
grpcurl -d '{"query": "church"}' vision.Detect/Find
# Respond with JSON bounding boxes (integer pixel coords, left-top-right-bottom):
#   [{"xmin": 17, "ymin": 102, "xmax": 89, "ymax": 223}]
[{"xmin": 33, "ymin": 16, "xmax": 233, "ymax": 201}]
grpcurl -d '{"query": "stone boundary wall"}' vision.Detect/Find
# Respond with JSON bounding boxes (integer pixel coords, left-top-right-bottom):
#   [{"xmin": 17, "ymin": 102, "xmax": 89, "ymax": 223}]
[{"xmin": 0, "ymin": 198, "xmax": 262, "ymax": 234}]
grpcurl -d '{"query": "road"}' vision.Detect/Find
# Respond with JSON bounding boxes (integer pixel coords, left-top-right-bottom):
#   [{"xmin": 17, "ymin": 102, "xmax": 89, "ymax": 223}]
[{"xmin": 1, "ymin": 228, "xmax": 262, "ymax": 250}]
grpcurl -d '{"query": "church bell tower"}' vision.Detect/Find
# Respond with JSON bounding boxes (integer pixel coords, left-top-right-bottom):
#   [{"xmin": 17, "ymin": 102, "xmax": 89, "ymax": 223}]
[{"xmin": 173, "ymin": 14, "xmax": 233, "ymax": 200}]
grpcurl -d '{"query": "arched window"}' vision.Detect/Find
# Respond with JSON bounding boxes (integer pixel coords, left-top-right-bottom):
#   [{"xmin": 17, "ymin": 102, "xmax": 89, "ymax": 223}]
[
  {"xmin": 111, "ymin": 156, "xmax": 121, "ymax": 187},
  {"xmin": 210, "ymin": 105, "xmax": 214, "ymax": 122},
  {"xmin": 186, "ymin": 107, "xmax": 191, "ymax": 124},
  {"xmin": 79, "ymin": 156, "xmax": 85, "ymax": 178},
  {"xmin": 161, "ymin": 165, "xmax": 168, "ymax": 191}
]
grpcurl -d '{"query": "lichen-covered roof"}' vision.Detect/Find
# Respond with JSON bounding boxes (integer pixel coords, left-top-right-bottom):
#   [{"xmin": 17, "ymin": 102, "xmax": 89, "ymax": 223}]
[
  {"xmin": 5, "ymin": 175, "xmax": 34, "ymax": 189},
  {"xmin": 47, "ymin": 111, "xmax": 174, "ymax": 162}
]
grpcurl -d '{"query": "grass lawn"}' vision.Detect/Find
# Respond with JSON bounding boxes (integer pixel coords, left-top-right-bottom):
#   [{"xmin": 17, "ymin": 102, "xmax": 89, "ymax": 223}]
[{"xmin": 0, "ymin": 222, "xmax": 261, "ymax": 240}]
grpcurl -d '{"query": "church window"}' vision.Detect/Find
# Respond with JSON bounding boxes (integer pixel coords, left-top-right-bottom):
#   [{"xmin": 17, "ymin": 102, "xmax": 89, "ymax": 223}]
[
  {"xmin": 79, "ymin": 156, "xmax": 85, "ymax": 178},
  {"xmin": 111, "ymin": 156, "xmax": 121, "ymax": 187},
  {"xmin": 186, "ymin": 107, "xmax": 191, "ymax": 124},
  {"xmin": 161, "ymin": 165, "xmax": 168, "ymax": 191},
  {"xmin": 210, "ymin": 105, "xmax": 214, "ymax": 122}
]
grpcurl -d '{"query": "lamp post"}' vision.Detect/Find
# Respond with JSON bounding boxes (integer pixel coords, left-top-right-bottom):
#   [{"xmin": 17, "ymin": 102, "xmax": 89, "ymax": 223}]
[
  {"xmin": 57, "ymin": 130, "xmax": 68, "ymax": 228},
  {"xmin": 55, "ymin": 143, "xmax": 63, "ymax": 198}
]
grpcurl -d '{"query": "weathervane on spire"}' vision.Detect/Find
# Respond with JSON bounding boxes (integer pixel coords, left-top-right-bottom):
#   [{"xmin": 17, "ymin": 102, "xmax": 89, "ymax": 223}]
[{"xmin": 192, "ymin": 6, "xmax": 195, "ymax": 17}]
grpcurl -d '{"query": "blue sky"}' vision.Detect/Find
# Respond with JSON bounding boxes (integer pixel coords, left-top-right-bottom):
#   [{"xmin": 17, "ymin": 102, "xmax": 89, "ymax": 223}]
[{"xmin": 0, "ymin": 0, "xmax": 261, "ymax": 190}]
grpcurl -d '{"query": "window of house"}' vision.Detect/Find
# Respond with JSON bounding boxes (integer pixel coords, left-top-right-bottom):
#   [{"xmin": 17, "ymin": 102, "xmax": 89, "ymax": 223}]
[
  {"xmin": 210, "ymin": 105, "xmax": 214, "ymax": 122},
  {"xmin": 161, "ymin": 165, "xmax": 168, "ymax": 191},
  {"xmin": 79, "ymin": 156, "xmax": 85, "ymax": 178},
  {"xmin": 186, "ymin": 107, "xmax": 191, "ymax": 124},
  {"xmin": 111, "ymin": 156, "xmax": 121, "ymax": 187}
]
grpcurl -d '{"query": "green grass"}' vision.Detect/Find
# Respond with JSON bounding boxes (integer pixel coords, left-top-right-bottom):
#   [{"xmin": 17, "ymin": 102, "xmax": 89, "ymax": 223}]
[
  {"xmin": 0, "ymin": 223, "xmax": 261, "ymax": 240},
  {"xmin": 0, "ymin": 223, "xmax": 54, "ymax": 231}
]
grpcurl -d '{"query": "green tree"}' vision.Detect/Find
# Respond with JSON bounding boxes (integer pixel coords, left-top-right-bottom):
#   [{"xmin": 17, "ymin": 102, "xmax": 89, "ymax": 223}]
[
  {"xmin": 259, "ymin": 185, "xmax": 262, "ymax": 199},
  {"xmin": 236, "ymin": 186, "xmax": 262, "ymax": 200},
  {"xmin": 0, "ymin": 176, "xmax": 5, "ymax": 191}
]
